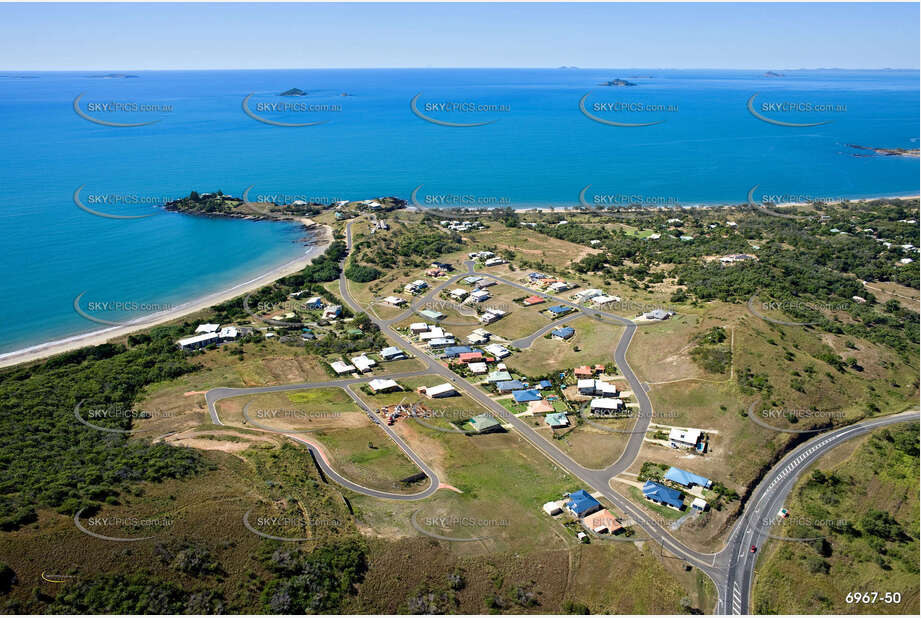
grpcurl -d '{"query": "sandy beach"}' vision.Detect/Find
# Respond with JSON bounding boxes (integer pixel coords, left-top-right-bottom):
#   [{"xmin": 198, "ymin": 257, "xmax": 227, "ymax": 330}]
[{"xmin": 0, "ymin": 220, "xmax": 332, "ymax": 369}]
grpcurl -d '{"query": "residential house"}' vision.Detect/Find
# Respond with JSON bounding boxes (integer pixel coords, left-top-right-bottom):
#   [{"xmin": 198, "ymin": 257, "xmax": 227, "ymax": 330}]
[
  {"xmin": 382, "ymin": 295, "xmax": 406, "ymax": 306},
  {"xmin": 551, "ymin": 326, "xmax": 575, "ymax": 340},
  {"xmin": 410, "ymin": 322, "xmax": 430, "ymax": 334},
  {"xmin": 441, "ymin": 345, "xmax": 474, "ymax": 358},
  {"xmin": 484, "ymin": 343, "xmax": 510, "ymax": 359},
  {"xmin": 566, "ymin": 490, "xmax": 602, "ymax": 517},
  {"xmin": 642, "ymin": 481, "xmax": 684, "ymax": 510},
  {"xmin": 523, "ymin": 295, "xmax": 545, "ymax": 306},
  {"xmin": 469, "ymin": 413, "xmax": 501, "ymax": 434},
  {"xmin": 484, "ymin": 257, "xmax": 507, "ymax": 267},
  {"xmin": 427, "ymin": 337, "xmax": 456, "ymax": 348},
  {"xmin": 545, "ymin": 412, "xmax": 569, "ymax": 428},
  {"xmin": 468, "ymin": 362, "xmax": 488, "ymax": 374},
  {"xmin": 458, "ymin": 351, "xmax": 484, "ymax": 363},
  {"xmin": 368, "ymin": 378, "xmax": 402, "ymax": 393},
  {"xmin": 547, "ymin": 304, "xmax": 573, "ymax": 316},
  {"xmin": 495, "ymin": 380, "xmax": 526, "ymax": 393},
  {"xmin": 512, "ymin": 389, "xmax": 542, "ymax": 403},
  {"xmin": 303, "ymin": 296, "xmax": 325, "ymax": 309},
  {"xmin": 219, "ymin": 326, "xmax": 239, "ymax": 341},
  {"xmin": 424, "ymin": 383, "xmax": 457, "ymax": 398},
  {"xmin": 330, "ymin": 360, "xmax": 356, "ymax": 375},
  {"xmin": 380, "ymin": 346, "xmax": 407, "ymax": 361},
  {"xmin": 669, "ymin": 427, "xmax": 702, "ymax": 449},
  {"xmin": 322, "ymin": 305, "xmax": 342, "ymax": 320},
  {"xmin": 419, "ymin": 309, "xmax": 446, "ymax": 321},
  {"xmin": 487, "ymin": 370, "xmax": 513, "ymax": 383},
  {"xmin": 195, "ymin": 323, "xmax": 220, "ymax": 334},
  {"xmin": 351, "ymin": 355, "xmax": 376, "ymax": 373},
  {"xmin": 177, "ymin": 332, "xmax": 220, "ymax": 350},
  {"xmin": 643, "ymin": 309, "xmax": 674, "ymax": 320},
  {"xmin": 583, "ymin": 509, "xmax": 623, "ymax": 534},
  {"xmin": 469, "ymin": 289, "xmax": 491, "ymax": 303},
  {"xmin": 664, "ymin": 467, "xmax": 712, "ymax": 489},
  {"xmin": 589, "ymin": 398, "xmax": 625, "ymax": 415},
  {"xmin": 450, "ymin": 288, "xmax": 469, "ymax": 300},
  {"xmin": 574, "ymin": 289, "xmax": 602, "ymax": 302},
  {"xmin": 404, "ymin": 280, "xmax": 429, "ymax": 294}
]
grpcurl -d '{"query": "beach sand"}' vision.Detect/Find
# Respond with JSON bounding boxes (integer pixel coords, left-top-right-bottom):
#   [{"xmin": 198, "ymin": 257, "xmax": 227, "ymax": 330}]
[{"xmin": 0, "ymin": 220, "xmax": 332, "ymax": 369}]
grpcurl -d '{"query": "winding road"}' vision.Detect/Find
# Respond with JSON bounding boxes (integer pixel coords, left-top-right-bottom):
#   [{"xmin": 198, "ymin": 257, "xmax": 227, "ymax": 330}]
[{"xmin": 204, "ymin": 219, "xmax": 920, "ymax": 613}]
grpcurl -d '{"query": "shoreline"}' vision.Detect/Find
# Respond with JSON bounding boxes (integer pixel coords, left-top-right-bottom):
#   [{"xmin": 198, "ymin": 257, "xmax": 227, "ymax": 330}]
[
  {"xmin": 0, "ymin": 219, "xmax": 332, "ymax": 369},
  {"xmin": 429, "ymin": 193, "xmax": 920, "ymax": 213}
]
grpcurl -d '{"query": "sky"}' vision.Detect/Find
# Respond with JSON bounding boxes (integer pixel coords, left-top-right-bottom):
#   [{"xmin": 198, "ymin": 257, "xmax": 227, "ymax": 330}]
[{"xmin": 0, "ymin": 2, "xmax": 918, "ymax": 70}]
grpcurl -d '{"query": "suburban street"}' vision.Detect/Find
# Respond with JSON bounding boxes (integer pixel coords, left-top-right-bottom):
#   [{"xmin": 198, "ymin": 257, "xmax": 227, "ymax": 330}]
[{"xmin": 203, "ymin": 220, "xmax": 921, "ymax": 614}]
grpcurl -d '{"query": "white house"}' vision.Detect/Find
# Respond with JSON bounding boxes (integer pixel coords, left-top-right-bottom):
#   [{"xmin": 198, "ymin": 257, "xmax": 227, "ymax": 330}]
[
  {"xmin": 591, "ymin": 294, "xmax": 621, "ymax": 306},
  {"xmin": 468, "ymin": 362, "xmax": 488, "ymax": 374},
  {"xmin": 380, "ymin": 346, "xmax": 407, "ymax": 361},
  {"xmin": 425, "ymin": 383, "xmax": 457, "ymax": 398},
  {"xmin": 195, "ymin": 323, "xmax": 221, "ymax": 334},
  {"xmin": 382, "ymin": 295, "xmax": 406, "ymax": 306},
  {"xmin": 219, "ymin": 326, "xmax": 239, "ymax": 341},
  {"xmin": 410, "ymin": 322, "xmax": 430, "ymax": 334},
  {"xmin": 574, "ymin": 289, "xmax": 603, "ymax": 302},
  {"xmin": 419, "ymin": 327, "xmax": 446, "ymax": 341},
  {"xmin": 669, "ymin": 427, "xmax": 702, "ymax": 449},
  {"xmin": 469, "ymin": 289, "xmax": 491, "ymax": 303},
  {"xmin": 589, "ymin": 398, "xmax": 625, "ymax": 415},
  {"xmin": 484, "ymin": 343, "xmax": 511, "ymax": 359},
  {"xmin": 484, "ymin": 257, "xmax": 507, "ymax": 267},
  {"xmin": 322, "ymin": 305, "xmax": 342, "ymax": 320},
  {"xmin": 330, "ymin": 360, "xmax": 356, "ymax": 375},
  {"xmin": 369, "ymin": 378, "xmax": 401, "ymax": 393},
  {"xmin": 450, "ymin": 288, "xmax": 469, "ymax": 300},
  {"xmin": 177, "ymin": 332, "xmax": 220, "ymax": 350},
  {"xmin": 351, "ymin": 355, "xmax": 376, "ymax": 373}
]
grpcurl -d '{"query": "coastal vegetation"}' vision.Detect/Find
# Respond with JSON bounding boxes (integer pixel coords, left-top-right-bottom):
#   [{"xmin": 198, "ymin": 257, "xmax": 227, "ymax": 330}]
[{"xmin": 753, "ymin": 424, "xmax": 920, "ymax": 614}]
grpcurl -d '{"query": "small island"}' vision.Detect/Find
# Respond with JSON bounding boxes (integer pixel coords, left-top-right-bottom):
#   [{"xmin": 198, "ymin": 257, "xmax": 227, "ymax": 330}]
[
  {"xmin": 599, "ymin": 78, "xmax": 637, "ymax": 87},
  {"xmin": 846, "ymin": 144, "xmax": 920, "ymax": 158},
  {"xmin": 764, "ymin": 71, "xmax": 784, "ymax": 77},
  {"xmin": 279, "ymin": 87, "xmax": 307, "ymax": 96},
  {"xmin": 87, "ymin": 73, "xmax": 139, "ymax": 79}
]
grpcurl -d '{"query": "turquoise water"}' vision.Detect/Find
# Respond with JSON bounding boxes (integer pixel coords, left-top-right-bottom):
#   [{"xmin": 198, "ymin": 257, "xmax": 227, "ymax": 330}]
[{"xmin": 0, "ymin": 68, "xmax": 918, "ymax": 354}]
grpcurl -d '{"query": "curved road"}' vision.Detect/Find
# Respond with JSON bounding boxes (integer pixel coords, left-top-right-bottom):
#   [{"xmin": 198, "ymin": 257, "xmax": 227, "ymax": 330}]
[{"xmin": 205, "ymin": 219, "xmax": 919, "ymax": 613}]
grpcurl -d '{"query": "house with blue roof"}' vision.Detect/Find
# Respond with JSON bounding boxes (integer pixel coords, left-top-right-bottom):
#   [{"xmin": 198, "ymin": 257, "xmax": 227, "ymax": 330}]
[
  {"xmin": 441, "ymin": 345, "xmax": 474, "ymax": 358},
  {"xmin": 538, "ymin": 379, "xmax": 552, "ymax": 389},
  {"xmin": 566, "ymin": 489, "xmax": 602, "ymax": 517},
  {"xmin": 547, "ymin": 305, "xmax": 573, "ymax": 316},
  {"xmin": 642, "ymin": 481, "xmax": 684, "ymax": 510},
  {"xmin": 512, "ymin": 389, "xmax": 542, "ymax": 403},
  {"xmin": 664, "ymin": 467, "xmax": 712, "ymax": 489},
  {"xmin": 551, "ymin": 326, "xmax": 575, "ymax": 340},
  {"xmin": 495, "ymin": 380, "xmax": 526, "ymax": 393}
]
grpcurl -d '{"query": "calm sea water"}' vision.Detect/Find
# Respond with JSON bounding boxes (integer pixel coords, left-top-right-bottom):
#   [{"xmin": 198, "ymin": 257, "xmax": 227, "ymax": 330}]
[{"xmin": 0, "ymin": 68, "xmax": 918, "ymax": 354}]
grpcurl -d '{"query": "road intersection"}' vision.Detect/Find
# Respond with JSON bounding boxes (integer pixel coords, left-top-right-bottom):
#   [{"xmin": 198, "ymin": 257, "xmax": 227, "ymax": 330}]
[{"xmin": 204, "ymin": 220, "xmax": 920, "ymax": 614}]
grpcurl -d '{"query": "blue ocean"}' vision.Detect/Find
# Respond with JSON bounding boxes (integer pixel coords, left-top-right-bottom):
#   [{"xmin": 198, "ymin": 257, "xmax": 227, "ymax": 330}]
[{"xmin": 0, "ymin": 68, "xmax": 918, "ymax": 355}]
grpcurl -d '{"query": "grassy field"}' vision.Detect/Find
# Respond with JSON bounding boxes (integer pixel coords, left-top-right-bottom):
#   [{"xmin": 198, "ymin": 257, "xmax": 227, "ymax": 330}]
[
  {"xmin": 507, "ymin": 317, "xmax": 624, "ymax": 375},
  {"xmin": 214, "ymin": 389, "xmax": 423, "ymax": 493},
  {"xmin": 752, "ymin": 423, "xmax": 920, "ymax": 614}
]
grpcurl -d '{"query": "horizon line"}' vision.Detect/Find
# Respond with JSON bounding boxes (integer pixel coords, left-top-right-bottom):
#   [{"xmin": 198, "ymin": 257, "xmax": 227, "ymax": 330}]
[{"xmin": 3, "ymin": 66, "xmax": 919, "ymax": 72}]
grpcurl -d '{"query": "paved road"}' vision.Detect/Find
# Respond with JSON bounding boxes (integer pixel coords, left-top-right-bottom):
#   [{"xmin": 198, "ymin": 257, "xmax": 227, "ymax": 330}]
[
  {"xmin": 715, "ymin": 409, "xmax": 919, "ymax": 615},
  {"xmin": 206, "ymin": 372, "xmax": 441, "ymax": 500},
  {"xmin": 204, "ymin": 219, "xmax": 919, "ymax": 613}
]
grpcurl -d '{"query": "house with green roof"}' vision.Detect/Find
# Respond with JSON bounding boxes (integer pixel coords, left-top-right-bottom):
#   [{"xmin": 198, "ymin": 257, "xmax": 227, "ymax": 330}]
[{"xmin": 468, "ymin": 413, "xmax": 502, "ymax": 434}]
